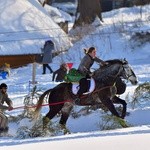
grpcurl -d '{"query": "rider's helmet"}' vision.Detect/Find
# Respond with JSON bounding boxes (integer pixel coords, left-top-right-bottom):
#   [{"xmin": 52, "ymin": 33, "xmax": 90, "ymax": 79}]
[{"xmin": 0, "ymin": 83, "xmax": 8, "ymax": 89}]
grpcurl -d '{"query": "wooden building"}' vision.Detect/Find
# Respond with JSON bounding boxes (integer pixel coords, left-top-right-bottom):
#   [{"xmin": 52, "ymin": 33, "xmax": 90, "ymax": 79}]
[{"xmin": 0, "ymin": 54, "xmax": 39, "ymax": 69}]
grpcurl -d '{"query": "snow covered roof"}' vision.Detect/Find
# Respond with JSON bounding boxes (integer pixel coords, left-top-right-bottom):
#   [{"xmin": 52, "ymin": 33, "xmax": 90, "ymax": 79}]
[{"xmin": 0, "ymin": 0, "xmax": 72, "ymax": 56}]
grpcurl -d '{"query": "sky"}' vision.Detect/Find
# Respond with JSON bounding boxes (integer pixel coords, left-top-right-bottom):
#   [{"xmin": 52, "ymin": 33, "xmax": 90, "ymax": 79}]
[{"xmin": 0, "ymin": 0, "xmax": 150, "ymax": 150}]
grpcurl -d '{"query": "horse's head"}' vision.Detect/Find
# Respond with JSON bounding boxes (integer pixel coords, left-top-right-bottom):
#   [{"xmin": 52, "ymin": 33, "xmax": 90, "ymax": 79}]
[
  {"xmin": 120, "ymin": 59, "xmax": 138, "ymax": 85},
  {"xmin": 94, "ymin": 59, "xmax": 138, "ymax": 85}
]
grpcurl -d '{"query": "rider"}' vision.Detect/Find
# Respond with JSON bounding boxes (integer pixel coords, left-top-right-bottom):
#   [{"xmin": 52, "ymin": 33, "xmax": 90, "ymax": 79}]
[
  {"xmin": 0, "ymin": 83, "xmax": 13, "ymax": 133},
  {"xmin": 75, "ymin": 47, "xmax": 108, "ymax": 104}
]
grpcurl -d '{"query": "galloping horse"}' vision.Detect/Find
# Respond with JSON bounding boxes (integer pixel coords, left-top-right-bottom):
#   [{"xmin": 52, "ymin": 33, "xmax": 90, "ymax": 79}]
[{"xmin": 34, "ymin": 59, "xmax": 138, "ymax": 130}]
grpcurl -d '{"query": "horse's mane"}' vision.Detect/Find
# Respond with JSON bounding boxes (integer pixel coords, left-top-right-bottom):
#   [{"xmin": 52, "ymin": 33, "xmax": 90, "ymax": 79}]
[
  {"xmin": 106, "ymin": 59, "xmax": 128, "ymax": 66},
  {"xmin": 93, "ymin": 59, "xmax": 128, "ymax": 84}
]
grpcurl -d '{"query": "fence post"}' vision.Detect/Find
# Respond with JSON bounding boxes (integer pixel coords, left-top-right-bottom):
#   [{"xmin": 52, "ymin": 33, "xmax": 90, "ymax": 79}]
[{"xmin": 32, "ymin": 62, "xmax": 37, "ymax": 85}]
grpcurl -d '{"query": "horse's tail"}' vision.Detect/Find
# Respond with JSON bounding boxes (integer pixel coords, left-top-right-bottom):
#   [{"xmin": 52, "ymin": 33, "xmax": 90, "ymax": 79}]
[{"xmin": 34, "ymin": 89, "xmax": 52, "ymax": 119}]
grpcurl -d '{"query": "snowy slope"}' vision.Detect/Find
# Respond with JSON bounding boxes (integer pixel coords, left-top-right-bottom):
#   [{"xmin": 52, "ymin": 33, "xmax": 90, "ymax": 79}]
[{"xmin": 54, "ymin": 5, "xmax": 150, "ymax": 66}]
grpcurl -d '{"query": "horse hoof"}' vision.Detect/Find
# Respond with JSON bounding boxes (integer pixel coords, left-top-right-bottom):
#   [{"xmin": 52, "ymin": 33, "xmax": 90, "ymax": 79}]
[
  {"xmin": 42, "ymin": 116, "xmax": 50, "ymax": 130},
  {"xmin": 60, "ymin": 124, "xmax": 71, "ymax": 135},
  {"xmin": 115, "ymin": 117, "xmax": 129, "ymax": 128}
]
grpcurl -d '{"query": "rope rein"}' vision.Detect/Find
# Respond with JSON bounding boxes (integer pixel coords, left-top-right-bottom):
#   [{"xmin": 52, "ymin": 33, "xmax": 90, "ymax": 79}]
[
  {"xmin": 12, "ymin": 84, "xmax": 113, "ymax": 110},
  {"xmin": 12, "ymin": 100, "xmax": 72, "ymax": 110}
]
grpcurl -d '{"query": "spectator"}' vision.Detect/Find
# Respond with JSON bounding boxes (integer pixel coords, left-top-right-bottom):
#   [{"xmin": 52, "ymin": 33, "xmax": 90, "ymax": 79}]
[
  {"xmin": 52, "ymin": 63, "xmax": 68, "ymax": 82},
  {"xmin": 41, "ymin": 40, "xmax": 54, "ymax": 74},
  {"xmin": 0, "ymin": 83, "xmax": 13, "ymax": 134}
]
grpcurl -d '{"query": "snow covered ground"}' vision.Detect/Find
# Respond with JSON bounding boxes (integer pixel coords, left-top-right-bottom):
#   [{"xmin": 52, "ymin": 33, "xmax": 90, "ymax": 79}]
[{"xmin": 0, "ymin": 1, "xmax": 150, "ymax": 150}]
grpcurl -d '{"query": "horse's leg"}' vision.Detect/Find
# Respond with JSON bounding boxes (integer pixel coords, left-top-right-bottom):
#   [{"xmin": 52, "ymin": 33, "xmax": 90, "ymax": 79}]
[
  {"xmin": 112, "ymin": 96, "xmax": 127, "ymax": 119},
  {"xmin": 59, "ymin": 102, "xmax": 73, "ymax": 134},
  {"xmin": 59, "ymin": 102, "xmax": 73, "ymax": 125},
  {"xmin": 100, "ymin": 96, "xmax": 120, "ymax": 117},
  {"xmin": 100, "ymin": 96, "xmax": 129, "ymax": 128},
  {"xmin": 43, "ymin": 104, "xmax": 63, "ymax": 129}
]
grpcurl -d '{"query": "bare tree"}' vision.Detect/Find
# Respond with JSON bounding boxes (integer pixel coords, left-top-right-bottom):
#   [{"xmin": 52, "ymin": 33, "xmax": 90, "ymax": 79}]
[{"xmin": 73, "ymin": 0, "xmax": 102, "ymax": 28}]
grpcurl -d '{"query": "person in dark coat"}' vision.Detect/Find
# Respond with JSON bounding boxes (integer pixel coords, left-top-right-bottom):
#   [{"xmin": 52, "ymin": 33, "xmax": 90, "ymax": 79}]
[
  {"xmin": 41, "ymin": 40, "xmax": 54, "ymax": 74},
  {"xmin": 52, "ymin": 63, "xmax": 68, "ymax": 82},
  {"xmin": 75, "ymin": 47, "xmax": 108, "ymax": 103}
]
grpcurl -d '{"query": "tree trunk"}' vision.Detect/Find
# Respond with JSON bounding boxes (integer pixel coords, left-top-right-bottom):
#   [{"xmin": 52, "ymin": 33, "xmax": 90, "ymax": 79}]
[
  {"xmin": 42, "ymin": 0, "xmax": 53, "ymax": 7},
  {"xmin": 123, "ymin": 0, "xmax": 127, "ymax": 7},
  {"xmin": 134, "ymin": 0, "xmax": 150, "ymax": 6},
  {"xmin": 73, "ymin": 0, "xmax": 102, "ymax": 28}
]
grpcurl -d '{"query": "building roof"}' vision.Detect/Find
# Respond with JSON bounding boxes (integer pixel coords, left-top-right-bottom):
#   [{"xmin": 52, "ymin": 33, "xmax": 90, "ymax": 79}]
[{"xmin": 0, "ymin": 0, "xmax": 71, "ymax": 56}]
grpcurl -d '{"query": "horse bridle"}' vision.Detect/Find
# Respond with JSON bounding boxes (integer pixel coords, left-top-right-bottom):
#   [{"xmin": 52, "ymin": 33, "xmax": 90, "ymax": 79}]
[{"xmin": 122, "ymin": 64, "xmax": 134, "ymax": 80}]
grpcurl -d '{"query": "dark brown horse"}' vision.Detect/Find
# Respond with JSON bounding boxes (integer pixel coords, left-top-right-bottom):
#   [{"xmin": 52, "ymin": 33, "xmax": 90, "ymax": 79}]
[{"xmin": 34, "ymin": 59, "xmax": 138, "ymax": 130}]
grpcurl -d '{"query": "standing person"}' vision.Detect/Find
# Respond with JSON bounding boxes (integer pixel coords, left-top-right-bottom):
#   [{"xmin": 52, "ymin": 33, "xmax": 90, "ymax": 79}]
[
  {"xmin": 75, "ymin": 47, "xmax": 108, "ymax": 103},
  {"xmin": 41, "ymin": 40, "xmax": 54, "ymax": 74},
  {"xmin": 52, "ymin": 63, "xmax": 68, "ymax": 82},
  {"xmin": 0, "ymin": 83, "xmax": 13, "ymax": 134}
]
